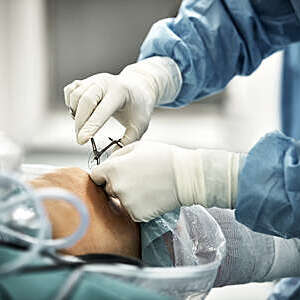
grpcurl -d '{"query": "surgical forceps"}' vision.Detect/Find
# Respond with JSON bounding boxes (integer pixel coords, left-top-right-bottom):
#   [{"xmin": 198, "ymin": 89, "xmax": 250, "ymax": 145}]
[{"xmin": 89, "ymin": 137, "xmax": 123, "ymax": 169}]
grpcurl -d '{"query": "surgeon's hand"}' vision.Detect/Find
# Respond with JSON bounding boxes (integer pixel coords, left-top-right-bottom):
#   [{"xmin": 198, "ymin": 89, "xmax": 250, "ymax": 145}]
[
  {"xmin": 64, "ymin": 57, "xmax": 181, "ymax": 145},
  {"xmin": 90, "ymin": 141, "xmax": 243, "ymax": 222}
]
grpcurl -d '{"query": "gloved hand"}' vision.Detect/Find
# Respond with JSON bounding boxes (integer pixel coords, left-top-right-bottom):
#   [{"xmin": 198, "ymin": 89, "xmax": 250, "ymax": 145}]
[
  {"xmin": 64, "ymin": 57, "xmax": 182, "ymax": 145},
  {"xmin": 90, "ymin": 141, "xmax": 244, "ymax": 222}
]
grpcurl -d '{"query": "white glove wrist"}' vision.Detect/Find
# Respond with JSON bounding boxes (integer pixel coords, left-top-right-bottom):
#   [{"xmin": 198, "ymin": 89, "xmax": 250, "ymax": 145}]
[
  {"xmin": 120, "ymin": 56, "xmax": 182, "ymax": 106},
  {"xmin": 172, "ymin": 147, "xmax": 205, "ymax": 207},
  {"xmin": 174, "ymin": 149, "xmax": 244, "ymax": 209}
]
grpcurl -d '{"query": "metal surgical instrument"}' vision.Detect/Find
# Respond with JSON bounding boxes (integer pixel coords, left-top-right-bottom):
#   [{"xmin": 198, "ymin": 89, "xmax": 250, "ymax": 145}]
[{"xmin": 89, "ymin": 137, "xmax": 123, "ymax": 169}]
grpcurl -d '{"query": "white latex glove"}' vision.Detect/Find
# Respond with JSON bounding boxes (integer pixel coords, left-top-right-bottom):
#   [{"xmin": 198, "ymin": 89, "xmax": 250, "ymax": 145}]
[
  {"xmin": 64, "ymin": 57, "xmax": 182, "ymax": 145},
  {"xmin": 90, "ymin": 141, "xmax": 244, "ymax": 222}
]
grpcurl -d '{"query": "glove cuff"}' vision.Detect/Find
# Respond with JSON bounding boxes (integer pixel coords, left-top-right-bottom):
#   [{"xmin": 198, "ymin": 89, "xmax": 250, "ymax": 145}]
[
  {"xmin": 120, "ymin": 56, "xmax": 182, "ymax": 106},
  {"xmin": 173, "ymin": 148, "xmax": 244, "ymax": 209},
  {"xmin": 172, "ymin": 147, "xmax": 206, "ymax": 207}
]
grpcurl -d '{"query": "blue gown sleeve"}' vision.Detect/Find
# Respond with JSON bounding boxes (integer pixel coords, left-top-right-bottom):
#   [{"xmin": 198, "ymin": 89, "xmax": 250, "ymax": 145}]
[
  {"xmin": 235, "ymin": 131, "xmax": 300, "ymax": 239},
  {"xmin": 139, "ymin": 0, "xmax": 300, "ymax": 107}
]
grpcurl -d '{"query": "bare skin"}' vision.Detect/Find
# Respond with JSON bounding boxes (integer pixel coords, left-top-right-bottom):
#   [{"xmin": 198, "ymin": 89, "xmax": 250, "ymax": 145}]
[{"xmin": 29, "ymin": 167, "xmax": 140, "ymax": 258}]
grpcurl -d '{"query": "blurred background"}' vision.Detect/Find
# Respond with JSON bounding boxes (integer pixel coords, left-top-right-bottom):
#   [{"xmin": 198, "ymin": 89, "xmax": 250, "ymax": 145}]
[{"xmin": 0, "ymin": 1, "xmax": 282, "ymax": 298}]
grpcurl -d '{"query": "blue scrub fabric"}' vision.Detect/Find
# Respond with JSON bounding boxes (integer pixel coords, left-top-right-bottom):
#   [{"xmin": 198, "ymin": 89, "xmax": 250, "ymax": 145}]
[
  {"xmin": 139, "ymin": 0, "xmax": 300, "ymax": 107},
  {"xmin": 141, "ymin": 209, "xmax": 180, "ymax": 267},
  {"xmin": 281, "ymin": 43, "xmax": 300, "ymax": 139},
  {"xmin": 235, "ymin": 131, "xmax": 300, "ymax": 239},
  {"xmin": 269, "ymin": 278, "xmax": 300, "ymax": 300}
]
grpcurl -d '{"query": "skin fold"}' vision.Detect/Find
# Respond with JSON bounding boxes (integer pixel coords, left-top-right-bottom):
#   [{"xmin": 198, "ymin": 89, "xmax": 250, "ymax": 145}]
[{"xmin": 29, "ymin": 167, "xmax": 140, "ymax": 258}]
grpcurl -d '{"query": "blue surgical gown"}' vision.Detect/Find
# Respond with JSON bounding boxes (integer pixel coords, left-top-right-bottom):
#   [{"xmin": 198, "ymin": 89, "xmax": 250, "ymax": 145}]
[
  {"xmin": 236, "ymin": 131, "xmax": 300, "ymax": 239},
  {"xmin": 139, "ymin": 0, "xmax": 300, "ymax": 107}
]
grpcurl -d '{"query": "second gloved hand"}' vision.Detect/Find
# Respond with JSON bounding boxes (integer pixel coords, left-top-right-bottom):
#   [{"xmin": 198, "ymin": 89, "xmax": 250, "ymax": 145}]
[
  {"xmin": 90, "ymin": 141, "xmax": 244, "ymax": 222},
  {"xmin": 64, "ymin": 57, "xmax": 181, "ymax": 145}
]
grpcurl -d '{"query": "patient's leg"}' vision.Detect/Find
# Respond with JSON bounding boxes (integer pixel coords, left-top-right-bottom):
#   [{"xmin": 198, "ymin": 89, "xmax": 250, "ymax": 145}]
[
  {"xmin": 29, "ymin": 167, "xmax": 140, "ymax": 258},
  {"xmin": 209, "ymin": 208, "xmax": 300, "ymax": 287}
]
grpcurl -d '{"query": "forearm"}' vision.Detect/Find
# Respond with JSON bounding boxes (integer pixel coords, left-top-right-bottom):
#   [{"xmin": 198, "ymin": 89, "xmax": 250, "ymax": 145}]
[
  {"xmin": 209, "ymin": 208, "xmax": 300, "ymax": 287},
  {"xmin": 139, "ymin": 0, "xmax": 300, "ymax": 106}
]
